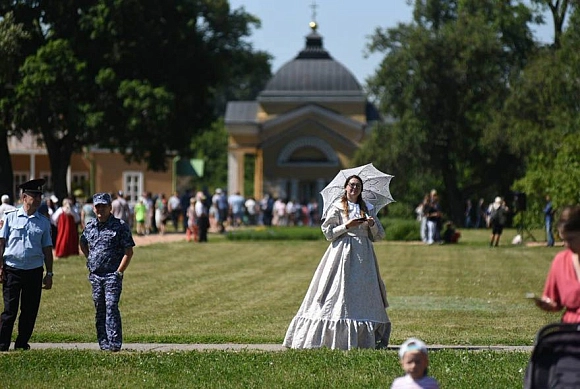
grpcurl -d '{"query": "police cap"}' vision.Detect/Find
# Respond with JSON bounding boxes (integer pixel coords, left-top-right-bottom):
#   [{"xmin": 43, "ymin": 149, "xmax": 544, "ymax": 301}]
[{"xmin": 18, "ymin": 178, "xmax": 45, "ymax": 194}]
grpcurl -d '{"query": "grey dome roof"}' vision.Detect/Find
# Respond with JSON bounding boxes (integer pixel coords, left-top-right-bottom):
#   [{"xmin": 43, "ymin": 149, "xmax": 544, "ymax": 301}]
[{"xmin": 259, "ymin": 31, "xmax": 364, "ymax": 98}]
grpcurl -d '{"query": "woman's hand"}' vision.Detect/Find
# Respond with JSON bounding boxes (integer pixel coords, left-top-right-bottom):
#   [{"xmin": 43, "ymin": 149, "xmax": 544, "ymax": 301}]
[
  {"xmin": 535, "ymin": 297, "xmax": 558, "ymax": 312},
  {"xmin": 345, "ymin": 218, "xmax": 366, "ymax": 229},
  {"xmin": 346, "ymin": 216, "xmax": 375, "ymax": 229}
]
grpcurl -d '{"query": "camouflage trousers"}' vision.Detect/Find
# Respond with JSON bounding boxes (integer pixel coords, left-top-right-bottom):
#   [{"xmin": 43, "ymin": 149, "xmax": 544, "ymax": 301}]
[{"xmin": 88, "ymin": 272, "xmax": 123, "ymax": 351}]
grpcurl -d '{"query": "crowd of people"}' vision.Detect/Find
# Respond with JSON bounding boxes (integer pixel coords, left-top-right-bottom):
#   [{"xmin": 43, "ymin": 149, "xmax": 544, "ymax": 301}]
[
  {"xmin": 0, "ymin": 185, "xmax": 325, "ymax": 254},
  {"xmin": 415, "ymin": 189, "xmax": 456, "ymax": 245},
  {"xmin": 130, "ymin": 188, "xmax": 322, "ymax": 239},
  {"xmin": 415, "ymin": 191, "xmax": 520, "ymax": 246}
]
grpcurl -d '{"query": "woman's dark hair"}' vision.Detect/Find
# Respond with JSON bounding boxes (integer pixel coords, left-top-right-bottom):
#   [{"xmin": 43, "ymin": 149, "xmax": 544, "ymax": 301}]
[
  {"xmin": 340, "ymin": 175, "xmax": 369, "ymax": 218},
  {"xmin": 558, "ymin": 205, "xmax": 580, "ymax": 233}
]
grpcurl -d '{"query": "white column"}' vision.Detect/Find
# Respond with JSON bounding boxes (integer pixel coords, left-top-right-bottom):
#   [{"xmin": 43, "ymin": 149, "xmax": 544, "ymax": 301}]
[
  {"xmin": 67, "ymin": 165, "xmax": 72, "ymax": 195},
  {"xmin": 29, "ymin": 154, "xmax": 36, "ymax": 179},
  {"xmin": 227, "ymin": 151, "xmax": 239, "ymax": 196},
  {"xmin": 228, "ymin": 150, "xmax": 245, "ymax": 195}
]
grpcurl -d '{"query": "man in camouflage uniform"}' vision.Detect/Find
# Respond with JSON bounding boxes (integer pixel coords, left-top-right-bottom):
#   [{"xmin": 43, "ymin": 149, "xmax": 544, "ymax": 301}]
[{"xmin": 80, "ymin": 193, "xmax": 134, "ymax": 352}]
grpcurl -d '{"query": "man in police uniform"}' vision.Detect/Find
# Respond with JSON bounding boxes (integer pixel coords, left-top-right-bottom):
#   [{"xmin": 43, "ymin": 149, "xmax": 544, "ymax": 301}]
[
  {"xmin": 80, "ymin": 193, "xmax": 134, "ymax": 352},
  {"xmin": 0, "ymin": 178, "xmax": 54, "ymax": 351}
]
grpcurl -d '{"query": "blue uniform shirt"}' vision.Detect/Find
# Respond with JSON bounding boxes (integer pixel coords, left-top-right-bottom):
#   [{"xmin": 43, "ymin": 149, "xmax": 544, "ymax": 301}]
[
  {"xmin": 80, "ymin": 215, "xmax": 135, "ymax": 274},
  {"xmin": 0, "ymin": 208, "xmax": 52, "ymax": 270}
]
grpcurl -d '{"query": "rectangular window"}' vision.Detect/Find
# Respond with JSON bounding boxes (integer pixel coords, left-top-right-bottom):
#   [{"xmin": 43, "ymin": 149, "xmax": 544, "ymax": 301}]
[
  {"xmin": 39, "ymin": 171, "xmax": 53, "ymax": 192},
  {"xmin": 71, "ymin": 172, "xmax": 89, "ymax": 197},
  {"xmin": 13, "ymin": 172, "xmax": 29, "ymax": 197},
  {"xmin": 123, "ymin": 171, "xmax": 143, "ymax": 205}
]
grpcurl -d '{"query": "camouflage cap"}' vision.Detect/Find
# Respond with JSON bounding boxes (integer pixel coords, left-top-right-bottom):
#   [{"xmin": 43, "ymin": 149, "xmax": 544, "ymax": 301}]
[{"xmin": 93, "ymin": 192, "xmax": 112, "ymax": 205}]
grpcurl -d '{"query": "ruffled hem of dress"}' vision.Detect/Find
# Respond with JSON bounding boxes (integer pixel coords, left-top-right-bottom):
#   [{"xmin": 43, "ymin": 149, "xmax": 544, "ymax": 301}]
[{"xmin": 283, "ymin": 315, "xmax": 391, "ymax": 350}]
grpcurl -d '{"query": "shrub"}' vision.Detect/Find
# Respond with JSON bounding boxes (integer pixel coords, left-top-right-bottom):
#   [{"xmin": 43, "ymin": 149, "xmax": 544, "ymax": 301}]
[
  {"xmin": 226, "ymin": 218, "xmax": 422, "ymax": 242},
  {"xmin": 383, "ymin": 218, "xmax": 420, "ymax": 241},
  {"xmin": 382, "ymin": 201, "xmax": 415, "ymax": 219}
]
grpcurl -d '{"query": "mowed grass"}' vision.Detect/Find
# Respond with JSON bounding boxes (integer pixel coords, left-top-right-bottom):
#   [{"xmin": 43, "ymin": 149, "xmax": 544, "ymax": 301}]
[
  {"xmin": 0, "ymin": 227, "xmax": 560, "ymax": 388},
  {"xmin": 0, "ymin": 348, "xmax": 530, "ymax": 388}
]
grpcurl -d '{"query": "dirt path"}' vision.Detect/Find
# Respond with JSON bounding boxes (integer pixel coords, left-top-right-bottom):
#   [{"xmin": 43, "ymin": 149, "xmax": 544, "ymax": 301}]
[{"xmin": 132, "ymin": 232, "xmax": 188, "ymax": 247}]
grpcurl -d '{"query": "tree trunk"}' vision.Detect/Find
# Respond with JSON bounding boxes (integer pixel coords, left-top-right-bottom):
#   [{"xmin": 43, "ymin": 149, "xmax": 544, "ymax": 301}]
[
  {"xmin": 0, "ymin": 133, "xmax": 15, "ymax": 201},
  {"xmin": 439, "ymin": 148, "xmax": 463, "ymax": 225},
  {"xmin": 42, "ymin": 130, "xmax": 75, "ymax": 203}
]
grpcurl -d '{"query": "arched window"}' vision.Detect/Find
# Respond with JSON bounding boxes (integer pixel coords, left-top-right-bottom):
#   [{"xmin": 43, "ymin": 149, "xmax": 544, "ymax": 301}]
[{"xmin": 277, "ymin": 137, "xmax": 338, "ymax": 167}]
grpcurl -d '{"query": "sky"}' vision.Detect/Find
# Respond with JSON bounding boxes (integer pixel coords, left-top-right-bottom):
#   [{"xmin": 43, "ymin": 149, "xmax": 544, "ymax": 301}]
[{"xmin": 228, "ymin": 0, "xmax": 555, "ymax": 85}]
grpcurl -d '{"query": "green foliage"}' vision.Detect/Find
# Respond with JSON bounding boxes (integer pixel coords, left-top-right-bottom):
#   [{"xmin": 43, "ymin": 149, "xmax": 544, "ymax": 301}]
[
  {"xmin": 382, "ymin": 201, "xmax": 415, "ymax": 220},
  {"xmin": 14, "ymin": 38, "xmax": 91, "ymax": 196},
  {"xmin": 363, "ymin": 0, "xmax": 535, "ymax": 222},
  {"xmin": 491, "ymin": 5, "xmax": 580, "ymax": 213},
  {"xmin": 1, "ymin": 1, "xmax": 271, "ymax": 198},
  {"xmin": 0, "ymin": 11, "xmax": 30, "ymax": 197},
  {"xmin": 223, "ymin": 218, "xmax": 423, "ymax": 243},
  {"xmin": 383, "ymin": 218, "xmax": 421, "ymax": 241},
  {"xmin": 190, "ymin": 118, "xmax": 228, "ymax": 190},
  {"xmin": 0, "ymin": 12, "xmax": 30, "ymax": 77},
  {"xmin": 513, "ymin": 134, "xmax": 580, "ymax": 210}
]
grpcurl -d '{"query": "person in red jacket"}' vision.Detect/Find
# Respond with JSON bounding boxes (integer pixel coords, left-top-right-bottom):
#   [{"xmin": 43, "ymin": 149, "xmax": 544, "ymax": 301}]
[{"xmin": 535, "ymin": 205, "xmax": 580, "ymax": 323}]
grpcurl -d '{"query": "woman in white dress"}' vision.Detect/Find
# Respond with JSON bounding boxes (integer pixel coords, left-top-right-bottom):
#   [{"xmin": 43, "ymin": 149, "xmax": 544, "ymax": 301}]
[{"xmin": 283, "ymin": 174, "xmax": 391, "ymax": 350}]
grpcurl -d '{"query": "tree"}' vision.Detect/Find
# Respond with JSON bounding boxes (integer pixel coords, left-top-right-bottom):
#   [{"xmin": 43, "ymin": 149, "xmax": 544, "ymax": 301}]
[
  {"xmin": 14, "ymin": 39, "xmax": 93, "ymax": 199},
  {"xmin": 530, "ymin": 0, "xmax": 573, "ymax": 48},
  {"xmin": 189, "ymin": 118, "xmax": 228, "ymax": 191},
  {"xmin": 361, "ymin": 0, "xmax": 535, "ymax": 222},
  {"xmin": 2, "ymin": 0, "xmax": 271, "ymax": 201},
  {"xmin": 77, "ymin": 0, "xmax": 270, "ymax": 168},
  {"xmin": 502, "ymin": 5, "xmax": 580, "ymax": 213},
  {"xmin": 0, "ymin": 12, "xmax": 29, "ymax": 200}
]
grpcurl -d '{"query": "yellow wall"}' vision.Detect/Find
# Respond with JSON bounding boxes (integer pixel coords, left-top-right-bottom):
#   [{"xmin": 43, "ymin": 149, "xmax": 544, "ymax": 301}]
[
  {"xmin": 90, "ymin": 153, "xmax": 173, "ymax": 195},
  {"xmin": 10, "ymin": 151, "xmax": 174, "ymax": 196}
]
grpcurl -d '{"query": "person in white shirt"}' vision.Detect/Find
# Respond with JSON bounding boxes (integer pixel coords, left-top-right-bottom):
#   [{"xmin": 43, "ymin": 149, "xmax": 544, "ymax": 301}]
[
  {"xmin": 244, "ymin": 197, "xmax": 257, "ymax": 225},
  {"xmin": 391, "ymin": 338, "xmax": 440, "ymax": 389},
  {"xmin": 0, "ymin": 195, "xmax": 16, "ymax": 221},
  {"xmin": 167, "ymin": 191, "xmax": 182, "ymax": 232}
]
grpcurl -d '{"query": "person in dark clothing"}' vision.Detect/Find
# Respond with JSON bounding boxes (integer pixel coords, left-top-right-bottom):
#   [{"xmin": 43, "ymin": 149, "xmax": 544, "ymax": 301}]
[
  {"xmin": 442, "ymin": 222, "xmax": 461, "ymax": 244},
  {"xmin": 80, "ymin": 193, "xmax": 135, "ymax": 351},
  {"xmin": 488, "ymin": 196, "xmax": 508, "ymax": 247},
  {"xmin": 544, "ymin": 195, "xmax": 555, "ymax": 247}
]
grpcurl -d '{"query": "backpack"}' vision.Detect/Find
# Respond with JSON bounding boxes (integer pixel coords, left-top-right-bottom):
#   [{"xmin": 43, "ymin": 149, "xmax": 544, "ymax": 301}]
[{"xmin": 490, "ymin": 206, "xmax": 506, "ymax": 225}]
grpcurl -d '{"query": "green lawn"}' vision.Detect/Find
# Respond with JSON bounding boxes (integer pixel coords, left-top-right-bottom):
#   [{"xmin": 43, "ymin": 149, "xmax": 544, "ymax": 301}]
[{"xmin": 0, "ymin": 227, "xmax": 560, "ymax": 388}]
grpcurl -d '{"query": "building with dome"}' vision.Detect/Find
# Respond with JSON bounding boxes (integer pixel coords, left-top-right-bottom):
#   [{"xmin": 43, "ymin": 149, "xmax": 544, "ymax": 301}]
[{"xmin": 224, "ymin": 21, "xmax": 379, "ymax": 207}]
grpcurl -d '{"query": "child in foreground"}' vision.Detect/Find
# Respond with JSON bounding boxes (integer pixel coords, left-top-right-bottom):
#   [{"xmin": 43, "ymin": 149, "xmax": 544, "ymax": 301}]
[{"xmin": 391, "ymin": 338, "xmax": 440, "ymax": 389}]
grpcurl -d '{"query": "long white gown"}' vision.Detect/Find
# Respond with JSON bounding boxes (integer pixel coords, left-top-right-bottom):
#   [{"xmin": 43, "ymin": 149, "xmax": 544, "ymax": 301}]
[{"xmin": 283, "ymin": 200, "xmax": 391, "ymax": 350}]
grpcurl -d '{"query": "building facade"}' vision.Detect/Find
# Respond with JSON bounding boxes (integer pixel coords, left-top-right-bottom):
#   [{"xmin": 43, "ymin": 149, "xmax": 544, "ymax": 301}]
[
  {"xmin": 225, "ymin": 23, "xmax": 379, "ymax": 205},
  {"xmin": 7, "ymin": 131, "xmax": 175, "ymax": 204}
]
